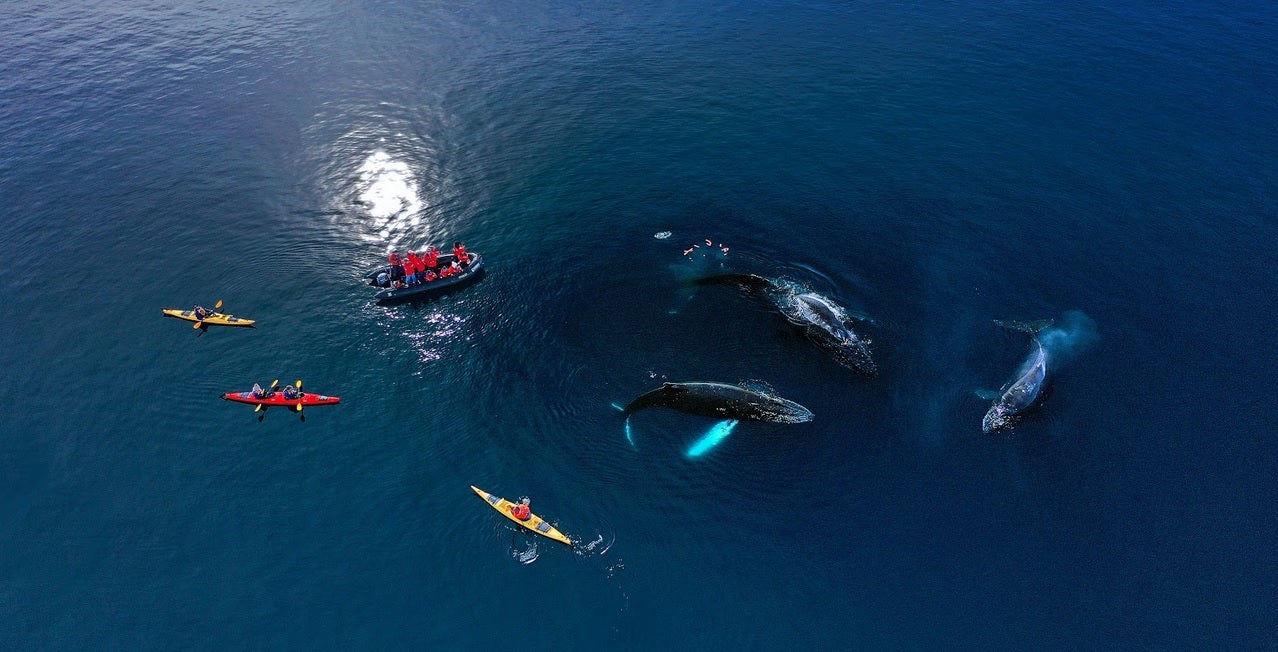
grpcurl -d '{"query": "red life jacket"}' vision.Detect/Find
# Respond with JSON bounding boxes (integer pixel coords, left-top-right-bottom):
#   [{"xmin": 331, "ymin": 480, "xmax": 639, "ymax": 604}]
[
  {"xmin": 511, "ymin": 504, "xmax": 530, "ymax": 520},
  {"xmin": 389, "ymin": 252, "xmax": 402, "ymax": 266},
  {"xmin": 405, "ymin": 252, "xmax": 421, "ymax": 273},
  {"xmin": 424, "ymin": 249, "xmax": 438, "ymax": 268},
  {"xmin": 453, "ymin": 244, "xmax": 469, "ymax": 264},
  {"xmin": 424, "ymin": 270, "xmax": 437, "ymax": 282}
]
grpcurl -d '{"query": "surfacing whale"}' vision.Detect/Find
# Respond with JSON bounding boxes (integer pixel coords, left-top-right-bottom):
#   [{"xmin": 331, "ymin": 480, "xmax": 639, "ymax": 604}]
[
  {"xmin": 982, "ymin": 338, "xmax": 1048, "ymax": 433},
  {"xmin": 696, "ymin": 273, "xmax": 876, "ymax": 375},
  {"xmin": 622, "ymin": 381, "xmax": 815, "ymax": 424}
]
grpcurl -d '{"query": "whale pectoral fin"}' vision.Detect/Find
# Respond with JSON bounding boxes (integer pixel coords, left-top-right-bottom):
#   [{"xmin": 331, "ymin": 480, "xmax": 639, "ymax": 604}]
[{"xmin": 974, "ymin": 389, "xmax": 1001, "ymax": 401}]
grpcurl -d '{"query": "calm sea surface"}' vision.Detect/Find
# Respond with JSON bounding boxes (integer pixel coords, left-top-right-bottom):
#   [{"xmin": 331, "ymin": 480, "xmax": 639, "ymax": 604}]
[{"xmin": 2, "ymin": 1, "xmax": 1275, "ymax": 648}]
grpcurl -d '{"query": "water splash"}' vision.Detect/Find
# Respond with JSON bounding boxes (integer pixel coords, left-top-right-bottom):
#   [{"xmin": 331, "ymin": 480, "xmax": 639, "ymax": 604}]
[
  {"xmin": 512, "ymin": 539, "xmax": 539, "ymax": 564},
  {"xmin": 1037, "ymin": 310, "xmax": 1098, "ymax": 363}
]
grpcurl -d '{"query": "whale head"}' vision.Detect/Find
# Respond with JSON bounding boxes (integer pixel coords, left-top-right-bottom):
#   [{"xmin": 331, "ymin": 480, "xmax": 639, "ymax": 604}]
[
  {"xmin": 982, "ymin": 404, "xmax": 1012, "ymax": 433},
  {"xmin": 792, "ymin": 293, "xmax": 877, "ymax": 375}
]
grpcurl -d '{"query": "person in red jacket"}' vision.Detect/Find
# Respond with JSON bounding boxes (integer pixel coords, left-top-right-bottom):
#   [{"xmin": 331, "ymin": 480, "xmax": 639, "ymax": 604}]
[
  {"xmin": 416, "ymin": 251, "xmax": 429, "ymax": 283},
  {"xmin": 423, "ymin": 246, "xmax": 439, "ymax": 271},
  {"xmin": 404, "ymin": 251, "xmax": 421, "ymax": 285},
  {"xmin": 452, "ymin": 241, "xmax": 469, "ymax": 265},
  {"xmin": 388, "ymin": 250, "xmax": 405, "ymax": 282},
  {"xmin": 510, "ymin": 497, "xmax": 531, "ymax": 521}
]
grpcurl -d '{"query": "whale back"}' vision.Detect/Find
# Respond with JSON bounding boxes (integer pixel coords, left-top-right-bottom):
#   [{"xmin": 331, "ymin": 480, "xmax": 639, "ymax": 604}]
[
  {"xmin": 792, "ymin": 293, "xmax": 876, "ymax": 375},
  {"xmin": 696, "ymin": 273, "xmax": 877, "ymax": 375},
  {"xmin": 623, "ymin": 381, "xmax": 813, "ymax": 423},
  {"xmin": 983, "ymin": 341, "xmax": 1049, "ymax": 432}
]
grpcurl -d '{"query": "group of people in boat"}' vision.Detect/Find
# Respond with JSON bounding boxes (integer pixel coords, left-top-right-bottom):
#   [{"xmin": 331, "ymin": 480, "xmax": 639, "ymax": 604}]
[
  {"xmin": 250, "ymin": 383, "xmax": 300, "ymax": 400},
  {"xmin": 385, "ymin": 241, "xmax": 471, "ymax": 289}
]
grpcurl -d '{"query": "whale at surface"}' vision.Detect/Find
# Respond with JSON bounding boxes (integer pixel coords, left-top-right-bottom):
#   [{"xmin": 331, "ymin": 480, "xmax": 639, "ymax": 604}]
[
  {"xmin": 695, "ymin": 273, "xmax": 876, "ymax": 375},
  {"xmin": 622, "ymin": 381, "xmax": 815, "ymax": 424},
  {"xmin": 981, "ymin": 312, "xmax": 1097, "ymax": 433},
  {"xmin": 982, "ymin": 338, "xmax": 1049, "ymax": 433}
]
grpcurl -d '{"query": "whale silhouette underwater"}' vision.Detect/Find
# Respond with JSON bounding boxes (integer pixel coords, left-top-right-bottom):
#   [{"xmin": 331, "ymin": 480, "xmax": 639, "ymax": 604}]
[{"xmin": 694, "ymin": 273, "xmax": 877, "ymax": 375}]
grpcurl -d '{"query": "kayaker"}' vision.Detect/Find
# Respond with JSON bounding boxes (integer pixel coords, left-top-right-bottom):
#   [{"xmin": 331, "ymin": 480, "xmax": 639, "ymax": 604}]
[
  {"xmin": 404, "ymin": 251, "xmax": 421, "ymax": 285},
  {"xmin": 282, "ymin": 385, "xmax": 300, "ymax": 400},
  {"xmin": 193, "ymin": 304, "xmax": 214, "ymax": 320},
  {"xmin": 452, "ymin": 241, "xmax": 470, "ymax": 265},
  {"xmin": 251, "ymin": 383, "xmax": 266, "ymax": 399},
  {"xmin": 510, "ymin": 498, "xmax": 531, "ymax": 521}
]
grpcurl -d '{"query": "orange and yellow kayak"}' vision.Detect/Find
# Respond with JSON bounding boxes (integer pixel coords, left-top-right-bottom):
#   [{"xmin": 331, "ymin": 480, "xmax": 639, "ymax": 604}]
[{"xmin": 470, "ymin": 485, "xmax": 571, "ymax": 545}]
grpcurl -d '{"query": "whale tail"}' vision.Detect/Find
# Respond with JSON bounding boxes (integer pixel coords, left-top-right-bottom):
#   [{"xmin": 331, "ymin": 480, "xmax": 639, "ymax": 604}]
[
  {"xmin": 997, "ymin": 312, "xmax": 1097, "ymax": 362},
  {"xmin": 994, "ymin": 318, "xmax": 1053, "ymax": 334}
]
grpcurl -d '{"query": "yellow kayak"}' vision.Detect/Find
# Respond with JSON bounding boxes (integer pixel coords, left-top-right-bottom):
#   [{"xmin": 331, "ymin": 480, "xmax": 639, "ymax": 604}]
[
  {"xmin": 471, "ymin": 485, "xmax": 571, "ymax": 546},
  {"xmin": 161, "ymin": 308, "xmax": 256, "ymax": 327}
]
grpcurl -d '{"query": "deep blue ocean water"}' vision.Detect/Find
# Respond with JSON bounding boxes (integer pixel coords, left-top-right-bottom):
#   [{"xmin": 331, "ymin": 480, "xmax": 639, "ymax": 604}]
[{"xmin": 2, "ymin": 0, "xmax": 1276, "ymax": 648}]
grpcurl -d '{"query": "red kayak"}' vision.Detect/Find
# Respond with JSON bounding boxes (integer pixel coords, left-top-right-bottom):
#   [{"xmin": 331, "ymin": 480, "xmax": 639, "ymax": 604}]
[{"xmin": 221, "ymin": 391, "xmax": 340, "ymax": 407}]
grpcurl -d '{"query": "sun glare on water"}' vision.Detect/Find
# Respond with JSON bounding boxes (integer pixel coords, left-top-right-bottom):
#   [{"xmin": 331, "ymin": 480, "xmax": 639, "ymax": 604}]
[{"xmin": 356, "ymin": 150, "xmax": 424, "ymax": 242}]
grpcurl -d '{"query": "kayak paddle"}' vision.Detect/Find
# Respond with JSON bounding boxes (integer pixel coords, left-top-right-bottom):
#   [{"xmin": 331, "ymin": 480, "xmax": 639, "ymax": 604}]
[{"xmin": 254, "ymin": 379, "xmax": 279, "ymax": 413}]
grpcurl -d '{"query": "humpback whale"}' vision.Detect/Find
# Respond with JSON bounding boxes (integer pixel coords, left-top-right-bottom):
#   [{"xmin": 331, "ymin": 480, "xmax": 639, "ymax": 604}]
[
  {"xmin": 981, "ymin": 319, "xmax": 1053, "ymax": 432},
  {"xmin": 981, "ymin": 313, "xmax": 1097, "ymax": 433},
  {"xmin": 696, "ymin": 274, "xmax": 876, "ymax": 375},
  {"xmin": 982, "ymin": 338, "xmax": 1049, "ymax": 433},
  {"xmin": 622, "ymin": 381, "xmax": 815, "ymax": 424}
]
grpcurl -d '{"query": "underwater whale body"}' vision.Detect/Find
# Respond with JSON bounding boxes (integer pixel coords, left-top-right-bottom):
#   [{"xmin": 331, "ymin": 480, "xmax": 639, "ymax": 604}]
[
  {"xmin": 622, "ymin": 381, "xmax": 815, "ymax": 424},
  {"xmin": 695, "ymin": 274, "xmax": 876, "ymax": 375},
  {"xmin": 982, "ymin": 338, "xmax": 1048, "ymax": 433}
]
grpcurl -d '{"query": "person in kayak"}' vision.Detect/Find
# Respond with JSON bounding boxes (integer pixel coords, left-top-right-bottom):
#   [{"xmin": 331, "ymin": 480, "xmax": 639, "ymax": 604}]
[
  {"xmin": 510, "ymin": 497, "xmax": 531, "ymax": 521},
  {"xmin": 404, "ymin": 251, "xmax": 421, "ymax": 285},
  {"xmin": 452, "ymin": 241, "xmax": 470, "ymax": 266},
  {"xmin": 251, "ymin": 383, "xmax": 277, "ymax": 399},
  {"xmin": 282, "ymin": 385, "xmax": 300, "ymax": 400},
  {"xmin": 193, "ymin": 304, "xmax": 214, "ymax": 320}
]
